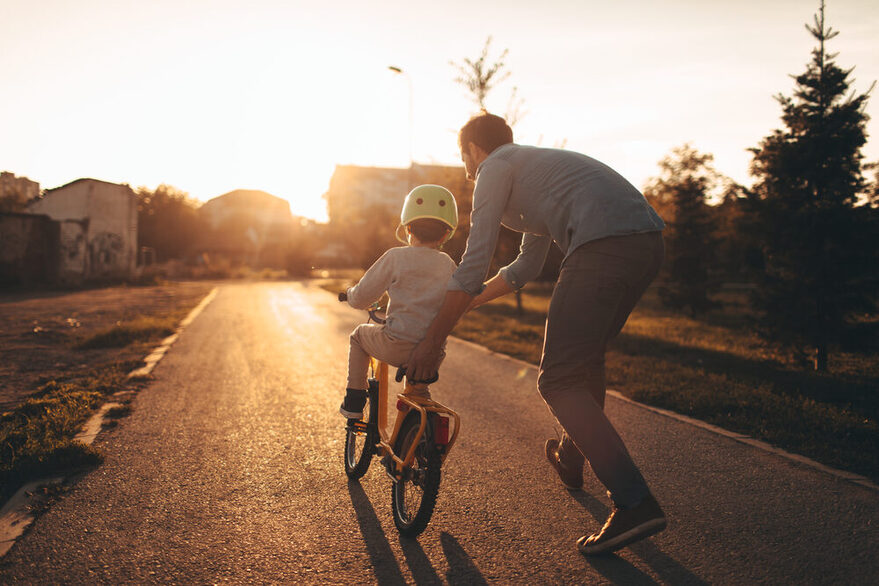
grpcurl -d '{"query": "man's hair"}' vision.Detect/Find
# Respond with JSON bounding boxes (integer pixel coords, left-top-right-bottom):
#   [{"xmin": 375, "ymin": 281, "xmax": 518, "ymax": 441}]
[
  {"xmin": 407, "ymin": 218, "xmax": 450, "ymax": 244},
  {"xmin": 458, "ymin": 111, "xmax": 513, "ymax": 154}
]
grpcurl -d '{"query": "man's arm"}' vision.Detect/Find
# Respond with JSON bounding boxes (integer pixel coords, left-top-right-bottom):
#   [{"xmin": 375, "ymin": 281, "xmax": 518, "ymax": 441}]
[
  {"xmin": 467, "ymin": 233, "xmax": 552, "ymax": 311},
  {"xmin": 405, "ymin": 289, "xmax": 473, "ymax": 382},
  {"xmin": 468, "ymin": 273, "xmax": 515, "ymax": 311}
]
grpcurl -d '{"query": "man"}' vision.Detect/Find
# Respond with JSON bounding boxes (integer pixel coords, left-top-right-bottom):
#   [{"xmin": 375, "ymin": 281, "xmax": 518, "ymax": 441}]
[{"xmin": 405, "ymin": 112, "xmax": 667, "ymax": 555}]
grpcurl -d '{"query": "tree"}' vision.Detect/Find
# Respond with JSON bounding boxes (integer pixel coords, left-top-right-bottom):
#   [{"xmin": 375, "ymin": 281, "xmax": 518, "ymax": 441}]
[
  {"xmin": 136, "ymin": 184, "xmax": 205, "ymax": 262},
  {"xmin": 451, "ymin": 36, "xmax": 511, "ymax": 112},
  {"xmin": 451, "ymin": 37, "xmax": 533, "ymax": 313},
  {"xmin": 711, "ymin": 184, "xmax": 754, "ymax": 284},
  {"xmin": 644, "ymin": 144, "xmax": 722, "ymax": 315},
  {"xmin": 747, "ymin": 1, "xmax": 876, "ymax": 371},
  {"xmin": 865, "ymin": 162, "xmax": 879, "ymax": 207}
]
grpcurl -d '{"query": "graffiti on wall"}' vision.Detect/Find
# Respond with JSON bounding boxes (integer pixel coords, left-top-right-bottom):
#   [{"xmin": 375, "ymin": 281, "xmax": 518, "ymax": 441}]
[
  {"xmin": 62, "ymin": 233, "xmax": 84, "ymax": 260},
  {"xmin": 58, "ymin": 220, "xmax": 87, "ymax": 281},
  {"xmin": 89, "ymin": 231, "xmax": 124, "ymax": 274}
]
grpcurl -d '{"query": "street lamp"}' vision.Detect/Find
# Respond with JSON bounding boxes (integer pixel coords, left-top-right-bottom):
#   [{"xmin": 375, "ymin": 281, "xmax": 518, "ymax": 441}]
[{"xmin": 388, "ymin": 65, "xmax": 414, "ymax": 188}]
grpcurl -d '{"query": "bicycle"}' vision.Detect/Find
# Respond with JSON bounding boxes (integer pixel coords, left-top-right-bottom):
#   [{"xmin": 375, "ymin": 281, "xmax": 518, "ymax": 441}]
[{"xmin": 338, "ymin": 293, "xmax": 461, "ymax": 537}]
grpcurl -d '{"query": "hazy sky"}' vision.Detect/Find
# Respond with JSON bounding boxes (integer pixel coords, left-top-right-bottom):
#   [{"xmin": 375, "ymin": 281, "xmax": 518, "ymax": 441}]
[{"xmin": 2, "ymin": 0, "xmax": 877, "ymax": 221}]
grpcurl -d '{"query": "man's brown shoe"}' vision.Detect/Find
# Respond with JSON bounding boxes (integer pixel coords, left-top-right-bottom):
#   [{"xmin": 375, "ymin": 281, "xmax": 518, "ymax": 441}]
[
  {"xmin": 577, "ymin": 494, "xmax": 667, "ymax": 556},
  {"xmin": 544, "ymin": 439, "xmax": 584, "ymax": 491}
]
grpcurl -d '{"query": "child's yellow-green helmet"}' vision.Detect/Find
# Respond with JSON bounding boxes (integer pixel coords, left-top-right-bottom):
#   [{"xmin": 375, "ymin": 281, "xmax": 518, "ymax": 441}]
[{"xmin": 395, "ymin": 184, "xmax": 458, "ymax": 244}]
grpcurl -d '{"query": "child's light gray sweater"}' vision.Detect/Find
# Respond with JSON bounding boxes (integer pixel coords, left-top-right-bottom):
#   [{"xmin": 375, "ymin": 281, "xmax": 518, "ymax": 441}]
[{"xmin": 346, "ymin": 246, "xmax": 457, "ymax": 343}]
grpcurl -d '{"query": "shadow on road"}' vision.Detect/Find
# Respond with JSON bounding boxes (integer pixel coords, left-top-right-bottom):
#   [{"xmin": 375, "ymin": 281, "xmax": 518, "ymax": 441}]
[
  {"xmin": 439, "ymin": 532, "xmax": 489, "ymax": 586},
  {"xmin": 347, "ymin": 481, "xmax": 407, "ymax": 584},
  {"xmin": 398, "ymin": 535, "xmax": 443, "ymax": 584},
  {"xmin": 349, "ymin": 480, "xmax": 490, "ymax": 584},
  {"xmin": 569, "ymin": 491, "xmax": 708, "ymax": 586}
]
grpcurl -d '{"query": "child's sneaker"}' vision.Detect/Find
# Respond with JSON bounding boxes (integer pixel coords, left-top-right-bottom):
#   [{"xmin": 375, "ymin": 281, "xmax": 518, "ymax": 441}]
[{"xmin": 340, "ymin": 388, "xmax": 367, "ymax": 419}]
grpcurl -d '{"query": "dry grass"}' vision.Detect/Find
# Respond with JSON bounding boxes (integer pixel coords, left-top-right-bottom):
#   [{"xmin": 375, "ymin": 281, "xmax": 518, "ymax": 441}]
[
  {"xmin": 74, "ymin": 315, "xmax": 178, "ymax": 350},
  {"xmin": 458, "ymin": 284, "xmax": 879, "ymax": 482},
  {"xmin": 0, "ymin": 364, "xmax": 136, "ymax": 501},
  {"xmin": 0, "ymin": 282, "xmax": 214, "ymax": 502}
]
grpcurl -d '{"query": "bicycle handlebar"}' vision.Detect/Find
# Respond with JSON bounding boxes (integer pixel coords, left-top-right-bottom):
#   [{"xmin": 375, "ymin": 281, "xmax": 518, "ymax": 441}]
[{"xmin": 340, "ymin": 291, "xmax": 387, "ymax": 323}]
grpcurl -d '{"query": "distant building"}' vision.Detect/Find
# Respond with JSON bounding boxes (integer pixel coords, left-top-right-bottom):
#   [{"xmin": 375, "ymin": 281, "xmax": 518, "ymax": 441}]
[
  {"xmin": 198, "ymin": 189, "xmax": 298, "ymax": 267},
  {"xmin": 0, "ymin": 172, "xmax": 40, "ymax": 211},
  {"xmin": 323, "ymin": 163, "xmax": 472, "ymax": 226},
  {"xmin": 27, "ymin": 178, "xmax": 137, "ymax": 281},
  {"xmin": 200, "ymin": 189, "xmax": 295, "ymax": 231}
]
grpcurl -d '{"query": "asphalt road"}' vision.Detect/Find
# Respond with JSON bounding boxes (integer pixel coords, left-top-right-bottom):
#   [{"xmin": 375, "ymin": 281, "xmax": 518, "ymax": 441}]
[{"xmin": 1, "ymin": 282, "xmax": 877, "ymax": 584}]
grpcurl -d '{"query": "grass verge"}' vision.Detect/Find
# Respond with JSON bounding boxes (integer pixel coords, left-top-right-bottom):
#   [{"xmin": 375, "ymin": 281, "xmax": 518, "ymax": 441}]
[
  {"xmin": 0, "ymin": 362, "xmax": 138, "ymax": 503},
  {"xmin": 319, "ymin": 278, "xmax": 879, "ymax": 483},
  {"xmin": 74, "ymin": 316, "xmax": 178, "ymax": 350},
  {"xmin": 1, "ymin": 284, "xmax": 214, "ymax": 504}
]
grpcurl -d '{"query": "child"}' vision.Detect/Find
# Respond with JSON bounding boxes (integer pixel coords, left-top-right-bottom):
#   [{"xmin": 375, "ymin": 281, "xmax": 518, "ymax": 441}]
[{"xmin": 340, "ymin": 184, "xmax": 458, "ymax": 418}]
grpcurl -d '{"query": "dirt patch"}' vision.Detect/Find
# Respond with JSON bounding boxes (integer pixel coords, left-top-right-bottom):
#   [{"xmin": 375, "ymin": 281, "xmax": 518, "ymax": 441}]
[{"xmin": 0, "ymin": 282, "xmax": 215, "ymax": 412}]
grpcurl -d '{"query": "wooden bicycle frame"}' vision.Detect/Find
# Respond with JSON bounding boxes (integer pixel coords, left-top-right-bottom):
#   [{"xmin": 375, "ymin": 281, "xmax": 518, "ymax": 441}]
[{"xmin": 370, "ymin": 358, "xmax": 461, "ymax": 477}]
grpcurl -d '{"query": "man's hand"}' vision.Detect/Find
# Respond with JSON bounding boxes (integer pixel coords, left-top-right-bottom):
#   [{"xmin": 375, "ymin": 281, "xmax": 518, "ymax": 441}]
[
  {"xmin": 406, "ymin": 337, "xmax": 445, "ymax": 383},
  {"xmin": 469, "ymin": 274, "xmax": 515, "ymax": 311},
  {"xmin": 403, "ymin": 290, "xmax": 473, "ymax": 381}
]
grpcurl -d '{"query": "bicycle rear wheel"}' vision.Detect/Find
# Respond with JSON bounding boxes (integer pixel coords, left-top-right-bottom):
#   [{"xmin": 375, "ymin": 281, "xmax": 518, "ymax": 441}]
[
  {"xmin": 344, "ymin": 382, "xmax": 377, "ymax": 479},
  {"xmin": 391, "ymin": 412, "xmax": 442, "ymax": 537}
]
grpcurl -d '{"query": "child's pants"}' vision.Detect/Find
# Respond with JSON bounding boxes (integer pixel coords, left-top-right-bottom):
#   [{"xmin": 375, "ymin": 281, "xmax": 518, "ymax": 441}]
[{"xmin": 347, "ymin": 324, "xmax": 445, "ymax": 393}]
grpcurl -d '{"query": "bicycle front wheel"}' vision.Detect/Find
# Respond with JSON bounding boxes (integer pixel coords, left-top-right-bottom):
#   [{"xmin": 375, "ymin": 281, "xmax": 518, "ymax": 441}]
[
  {"xmin": 391, "ymin": 412, "xmax": 442, "ymax": 537},
  {"xmin": 344, "ymin": 384, "xmax": 377, "ymax": 479}
]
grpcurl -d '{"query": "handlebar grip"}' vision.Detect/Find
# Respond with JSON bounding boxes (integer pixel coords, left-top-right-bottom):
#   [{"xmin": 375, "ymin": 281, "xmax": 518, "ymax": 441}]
[
  {"xmin": 338, "ymin": 292, "xmax": 347, "ymax": 302},
  {"xmin": 395, "ymin": 367, "xmax": 439, "ymax": 385}
]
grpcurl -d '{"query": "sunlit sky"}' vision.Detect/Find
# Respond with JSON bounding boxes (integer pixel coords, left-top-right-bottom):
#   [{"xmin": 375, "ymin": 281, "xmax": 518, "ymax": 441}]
[{"xmin": 2, "ymin": 0, "xmax": 877, "ymax": 222}]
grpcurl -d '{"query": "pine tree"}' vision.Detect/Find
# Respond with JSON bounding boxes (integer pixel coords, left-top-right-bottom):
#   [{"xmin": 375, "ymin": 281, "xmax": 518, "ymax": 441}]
[
  {"xmin": 747, "ymin": 1, "xmax": 875, "ymax": 371},
  {"xmin": 645, "ymin": 144, "xmax": 722, "ymax": 315}
]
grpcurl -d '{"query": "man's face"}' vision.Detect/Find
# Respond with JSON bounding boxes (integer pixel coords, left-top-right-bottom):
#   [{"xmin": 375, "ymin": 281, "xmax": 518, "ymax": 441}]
[{"xmin": 461, "ymin": 143, "xmax": 477, "ymax": 181}]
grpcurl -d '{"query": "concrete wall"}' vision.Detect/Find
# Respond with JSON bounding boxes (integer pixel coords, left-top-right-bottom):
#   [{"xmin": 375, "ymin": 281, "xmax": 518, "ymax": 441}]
[
  {"xmin": 0, "ymin": 213, "xmax": 59, "ymax": 287},
  {"xmin": 58, "ymin": 219, "xmax": 88, "ymax": 285},
  {"xmin": 28, "ymin": 179, "xmax": 137, "ymax": 280}
]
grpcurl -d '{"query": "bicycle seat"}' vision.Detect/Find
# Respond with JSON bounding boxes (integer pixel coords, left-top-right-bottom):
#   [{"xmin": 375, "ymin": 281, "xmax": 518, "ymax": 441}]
[{"xmin": 395, "ymin": 367, "xmax": 439, "ymax": 385}]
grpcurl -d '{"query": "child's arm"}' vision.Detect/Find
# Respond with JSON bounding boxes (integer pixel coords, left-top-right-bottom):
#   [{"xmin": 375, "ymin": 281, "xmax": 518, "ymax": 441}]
[{"xmin": 346, "ymin": 250, "xmax": 396, "ymax": 310}]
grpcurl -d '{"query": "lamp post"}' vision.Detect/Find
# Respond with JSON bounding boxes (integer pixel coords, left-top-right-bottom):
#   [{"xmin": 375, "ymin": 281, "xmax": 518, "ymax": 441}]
[{"xmin": 388, "ymin": 65, "xmax": 414, "ymax": 188}]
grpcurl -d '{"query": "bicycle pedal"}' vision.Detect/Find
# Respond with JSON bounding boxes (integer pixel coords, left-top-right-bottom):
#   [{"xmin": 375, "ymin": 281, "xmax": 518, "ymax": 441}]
[{"xmin": 347, "ymin": 420, "xmax": 368, "ymax": 432}]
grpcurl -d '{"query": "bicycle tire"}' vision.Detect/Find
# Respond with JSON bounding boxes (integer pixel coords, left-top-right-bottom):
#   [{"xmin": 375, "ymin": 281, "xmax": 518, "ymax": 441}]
[
  {"xmin": 391, "ymin": 411, "xmax": 442, "ymax": 537},
  {"xmin": 344, "ymin": 381, "xmax": 378, "ymax": 479}
]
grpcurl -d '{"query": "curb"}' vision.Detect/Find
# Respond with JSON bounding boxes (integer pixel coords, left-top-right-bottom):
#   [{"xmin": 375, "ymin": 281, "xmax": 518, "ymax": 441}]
[
  {"xmin": 127, "ymin": 287, "xmax": 218, "ymax": 380},
  {"xmin": 0, "ymin": 287, "xmax": 219, "ymax": 558},
  {"xmin": 450, "ymin": 335, "xmax": 879, "ymax": 493}
]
